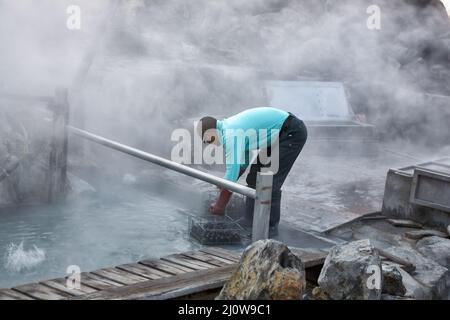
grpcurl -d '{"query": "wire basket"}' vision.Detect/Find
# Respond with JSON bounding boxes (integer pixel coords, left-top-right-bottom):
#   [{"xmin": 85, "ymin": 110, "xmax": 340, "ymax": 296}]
[{"xmin": 188, "ymin": 215, "xmax": 244, "ymax": 245}]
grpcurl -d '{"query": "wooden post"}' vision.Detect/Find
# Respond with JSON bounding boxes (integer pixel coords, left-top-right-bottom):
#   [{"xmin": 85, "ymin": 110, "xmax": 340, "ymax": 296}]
[
  {"xmin": 252, "ymin": 171, "xmax": 273, "ymax": 242},
  {"xmin": 47, "ymin": 87, "xmax": 70, "ymax": 203}
]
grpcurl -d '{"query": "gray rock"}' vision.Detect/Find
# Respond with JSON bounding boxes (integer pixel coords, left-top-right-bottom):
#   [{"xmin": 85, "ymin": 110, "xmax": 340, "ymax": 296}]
[
  {"xmin": 381, "ymin": 294, "xmax": 413, "ymax": 300},
  {"xmin": 217, "ymin": 240, "xmax": 306, "ymax": 300},
  {"xmin": 382, "ymin": 264, "xmax": 406, "ymax": 296},
  {"xmin": 318, "ymin": 239, "xmax": 382, "ymax": 300},
  {"xmin": 416, "ymin": 236, "xmax": 450, "ymax": 269},
  {"xmin": 382, "ymin": 261, "xmax": 432, "ymax": 299},
  {"xmin": 447, "ymin": 225, "xmax": 450, "ymax": 237},
  {"xmin": 405, "ymin": 229, "xmax": 449, "ymax": 240},
  {"xmin": 384, "ymin": 246, "xmax": 449, "ymax": 299},
  {"xmin": 387, "ymin": 219, "xmax": 423, "ymax": 229},
  {"xmin": 397, "ymin": 266, "xmax": 432, "ymax": 299}
]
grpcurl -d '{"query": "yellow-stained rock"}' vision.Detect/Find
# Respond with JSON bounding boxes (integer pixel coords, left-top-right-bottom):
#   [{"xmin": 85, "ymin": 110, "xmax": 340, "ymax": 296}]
[{"xmin": 217, "ymin": 240, "xmax": 306, "ymax": 300}]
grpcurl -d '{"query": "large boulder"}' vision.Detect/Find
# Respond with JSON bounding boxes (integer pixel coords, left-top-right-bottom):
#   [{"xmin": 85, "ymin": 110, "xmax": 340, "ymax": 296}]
[
  {"xmin": 416, "ymin": 236, "xmax": 450, "ymax": 269},
  {"xmin": 318, "ymin": 239, "xmax": 382, "ymax": 300},
  {"xmin": 217, "ymin": 240, "xmax": 306, "ymax": 300}
]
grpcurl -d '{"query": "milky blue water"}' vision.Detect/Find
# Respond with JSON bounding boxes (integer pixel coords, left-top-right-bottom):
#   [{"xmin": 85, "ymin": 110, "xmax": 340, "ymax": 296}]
[{"xmin": 0, "ymin": 175, "xmax": 202, "ymax": 289}]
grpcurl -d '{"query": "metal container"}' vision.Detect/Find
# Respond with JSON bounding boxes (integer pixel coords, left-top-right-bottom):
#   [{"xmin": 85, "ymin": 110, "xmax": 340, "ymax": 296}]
[
  {"xmin": 382, "ymin": 157, "xmax": 450, "ymax": 230},
  {"xmin": 188, "ymin": 215, "xmax": 244, "ymax": 245}
]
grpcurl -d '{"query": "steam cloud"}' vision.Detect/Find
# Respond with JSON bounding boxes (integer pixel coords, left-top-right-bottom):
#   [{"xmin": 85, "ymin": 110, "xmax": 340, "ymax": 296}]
[{"xmin": 1, "ymin": 0, "xmax": 449, "ymax": 179}]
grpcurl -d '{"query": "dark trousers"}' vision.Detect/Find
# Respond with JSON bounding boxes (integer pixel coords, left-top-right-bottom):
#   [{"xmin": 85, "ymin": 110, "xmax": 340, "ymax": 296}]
[{"xmin": 244, "ymin": 116, "xmax": 307, "ymax": 227}]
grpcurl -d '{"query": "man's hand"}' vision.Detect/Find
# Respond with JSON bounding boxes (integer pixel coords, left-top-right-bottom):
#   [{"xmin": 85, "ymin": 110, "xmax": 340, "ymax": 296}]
[
  {"xmin": 209, "ymin": 202, "xmax": 225, "ymax": 215},
  {"xmin": 208, "ymin": 188, "xmax": 232, "ymax": 216}
]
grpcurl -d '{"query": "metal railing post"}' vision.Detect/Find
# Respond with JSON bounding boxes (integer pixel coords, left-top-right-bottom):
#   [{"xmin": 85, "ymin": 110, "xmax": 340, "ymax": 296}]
[{"xmin": 252, "ymin": 171, "xmax": 273, "ymax": 242}]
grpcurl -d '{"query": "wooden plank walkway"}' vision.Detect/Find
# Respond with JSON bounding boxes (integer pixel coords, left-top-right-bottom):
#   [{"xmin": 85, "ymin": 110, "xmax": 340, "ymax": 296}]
[{"xmin": 0, "ymin": 247, "xmax": 327, "ymax": 300}]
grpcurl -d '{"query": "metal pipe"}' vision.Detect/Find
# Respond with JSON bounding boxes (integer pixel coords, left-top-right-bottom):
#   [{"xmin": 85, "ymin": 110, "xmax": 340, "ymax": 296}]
[{"xmin": 67, "ymin": 126, "xmax": 257, "ymax": 199}]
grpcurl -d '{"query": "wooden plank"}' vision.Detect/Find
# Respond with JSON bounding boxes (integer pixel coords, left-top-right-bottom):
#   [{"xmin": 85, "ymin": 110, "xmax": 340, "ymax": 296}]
[
  {"xmin": 13, "ymin": 283, "xmax": 72, "ymax": 300},
  {"xmin": 41, "ymin": 278, "xmax": 96, "ymax": 296},
  {"xmin": 161, "ymin": 255, "xmax": 217, "ymax": 270},
  {"xmin": 79, "ymin": 272, "xmax": 123, "ymax": 290},
  {"xmin": 169, "ymin": 253, "xmax": 224, "ymax": 268},
  {"xmin": 116, "ymin": 263, "xmax": 173, "ymax": 280},
  {"xmin": 71, "ymin": 265, "xmax": 236, "ymax": 300},
  {"xmin": 91, "ymin": 268, "xmax": 148, "ymax": 286},
  {"xmin": 139, "ymin": 259, "xmax": 195, "ymax": 275},
  {"xmin": 199, "ymin": 247, "xmax": 241, "ymax": 263},
  {"xmin": 194, "ymin": 251, "xmax": 238, "ymax": 265},
  {"xmin": 51, "ymin": 277, "xmax": 97, "ymax": 294},
  {"xmin": 180, "ymin": 251, "xmax": 233, "ymax": 267},
  {"xmin": 0, "ymin": 289, "xmax": 34, "ymax": 300}
]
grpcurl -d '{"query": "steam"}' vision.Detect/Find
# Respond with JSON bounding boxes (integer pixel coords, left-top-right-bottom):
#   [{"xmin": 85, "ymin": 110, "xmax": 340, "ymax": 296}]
[{"xmin": 0, "ymin": 0, "xmax": 449, "ymax": 188}]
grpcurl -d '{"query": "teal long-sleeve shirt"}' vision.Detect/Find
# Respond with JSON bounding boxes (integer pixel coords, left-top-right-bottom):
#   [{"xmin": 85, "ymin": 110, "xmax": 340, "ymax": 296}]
[{"xmin": 217, "ymin": 107, "xmax": 289, "ymax": 182}]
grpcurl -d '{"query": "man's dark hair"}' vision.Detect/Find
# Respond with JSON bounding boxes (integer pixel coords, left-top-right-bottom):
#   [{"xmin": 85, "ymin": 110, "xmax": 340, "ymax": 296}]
[{"xmin": 199, "ymin": 116, "xmax": 217, "ymax": 138}]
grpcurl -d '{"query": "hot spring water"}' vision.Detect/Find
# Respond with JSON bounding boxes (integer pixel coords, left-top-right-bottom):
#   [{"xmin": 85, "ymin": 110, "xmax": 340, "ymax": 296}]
[
  {"xmin": 5, "ymin": 242, "xmax": 46, "ymax": 273},
  {"xmin": 0, "ymin": 173, "xmax": 204, "ymax": 288}
]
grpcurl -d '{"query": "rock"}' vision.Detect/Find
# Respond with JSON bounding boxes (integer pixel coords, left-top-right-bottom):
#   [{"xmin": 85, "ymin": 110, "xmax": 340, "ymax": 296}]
[
  {"xmin": 387, "ymin": 219, "xmax": 423, "ymax": 229},
  {"xmin": 447, "ymin": 225, "xmax": 450, "ymax": 237},
  {"xmin": 381, "ymin": 294, "xmax": 413, "ymax": 300},
  {"xmin": 317, "ymin": 239, "xmax": 382, "ymax": 300},
  {"xmin": 384, "ymin": 246, "xmax": 449, "ymax": 299},
  {"xmin": 312, "ymin": 286, "xmax": 330, "ymax": 300},
  {"xmin": 405, "ymin": 229, "xmax": 449, "ymax": 240},
  {"xmin": 382, "ymin": 262, "xmax": 432, "ymax": 299},
  {"xmin": 416, "ymin": 236, "xmax": 450, "ymax": 269},
  {"xmin": 381, "ymin": 264, "xmax": 407, "ymax": 296},
  {"xmin": 217, "ymin": 240, "xmax": 306, "ymax": 300}
]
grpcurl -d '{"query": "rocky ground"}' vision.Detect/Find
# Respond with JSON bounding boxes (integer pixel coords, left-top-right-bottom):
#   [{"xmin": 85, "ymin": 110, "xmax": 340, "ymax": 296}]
[
  {"xmin": 328, "ymin": 218, "xmax": 450, "ymax": 299},
  {"xmin": 218, "ymin": 235, "xmax": 450, "ymax": 300}
]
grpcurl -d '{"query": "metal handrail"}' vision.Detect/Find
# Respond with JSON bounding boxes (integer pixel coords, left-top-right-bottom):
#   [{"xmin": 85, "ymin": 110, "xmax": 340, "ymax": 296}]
[
  {"xmin": 67, "ymin": 126, "xmax": 274, "ymax": 241},
  {"xmin": 67, "ymin": 126, "xmax": 257, "ymax": 199}
]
